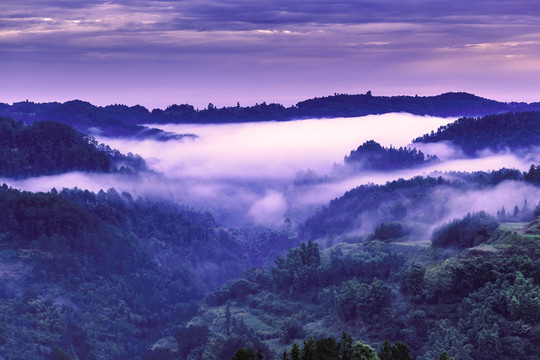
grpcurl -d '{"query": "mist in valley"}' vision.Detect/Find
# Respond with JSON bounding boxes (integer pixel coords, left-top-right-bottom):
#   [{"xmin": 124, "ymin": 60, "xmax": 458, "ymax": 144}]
[{"xmin": 1, "ymin": 113, "xmax": 538, "ymax": 233}]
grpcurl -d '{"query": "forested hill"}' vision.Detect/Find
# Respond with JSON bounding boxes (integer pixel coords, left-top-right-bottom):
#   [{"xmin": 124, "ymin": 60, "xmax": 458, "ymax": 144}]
[
  {"xmin": 0, "ymin": 100, "xmax": 191, "ymax": 139},
  {"xmin": 0, "ymin": 116, "xmax": 146, "ymax": 178},
  {"xmin": 413, "ymin": 111, "xmax": 540, "ymax": 155},
  {"xmin": 300, "ymin": 167, "xmax": 538, "ymax": 241},
  {"xmin": 0, "ymin": 116, "xmax": 110, "ymax": 178},
  {"xmin": 2, "ymin": 92, "xmax": 540, "ymax": 137},
  {"xmin": 0, "ymin": 186, "xmax": 298, "ymax": 359},
  {"xmin": 172, "ymin": 211, "xmax": 540, "ymax": 360},
  {"xmin": 344, "ymin": 140, "xmax": 439, "ymax": 170}
]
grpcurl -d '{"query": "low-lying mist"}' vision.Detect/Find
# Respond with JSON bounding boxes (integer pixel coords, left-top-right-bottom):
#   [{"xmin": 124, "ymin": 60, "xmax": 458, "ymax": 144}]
[{"xmin": 3, "ymin": 113, "xmax": 539, "ymax": 229}]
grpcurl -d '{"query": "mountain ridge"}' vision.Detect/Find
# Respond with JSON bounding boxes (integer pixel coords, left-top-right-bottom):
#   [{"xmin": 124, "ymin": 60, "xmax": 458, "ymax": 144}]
[{"xmin": 2, "ymin": 92, "xmax": 540, "ymax": 137}]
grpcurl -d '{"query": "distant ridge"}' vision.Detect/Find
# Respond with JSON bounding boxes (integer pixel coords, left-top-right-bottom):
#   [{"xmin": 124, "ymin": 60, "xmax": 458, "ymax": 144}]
[{"xmin": 1, "ymin": 92, "xmax": 539, "ymax": 137}]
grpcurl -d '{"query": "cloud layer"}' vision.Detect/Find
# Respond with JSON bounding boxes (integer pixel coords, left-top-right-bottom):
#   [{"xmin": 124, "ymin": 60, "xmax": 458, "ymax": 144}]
[
  {"xmin": 3, "ymin": 114, "xmax": 538, "ymax": 229},
  {"xmin": 2, "ymin": 1, "xmax": 540, "ymax": 108}
]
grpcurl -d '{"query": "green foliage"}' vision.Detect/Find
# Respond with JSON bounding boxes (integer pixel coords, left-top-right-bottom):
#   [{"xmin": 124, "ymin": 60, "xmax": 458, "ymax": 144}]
[
  {"xmin": 378, "ymin": 341, "xmax": 413, "ymax": 360},
  {"xmin": 233, "ymin": 347, "xmax": 256, "ymax": 360},
  {"xmin": 271, "ymin": 240, "xmax": 321, "ymax": 297},
  {"xmin": 372, "ymin": 222, "xmax": 408, "ymax": 241},
  {"xmin": 335, "ymin": 278, "xmax": 392, "ymax": 323},
  {"xmin": 414, "ymin": 111, "xmax": 540, "ymax": 155},
  {"xmin": 0, "ymin": 117, "xmax": 110, "ymax": 177},
  {"xmin": 345, "ymin": 140, "xmax": 438, "ymax": 171},
  {"xmin": 432, "ymin": 211, "xmax": 499, "ymax": 248},
  {"xmin": 402, "ymin": 263, "xmax": 426, "ymax": 299},
  {"xmin": 352, "ymin": 342, "xmax": 377, "ymax": 360}
]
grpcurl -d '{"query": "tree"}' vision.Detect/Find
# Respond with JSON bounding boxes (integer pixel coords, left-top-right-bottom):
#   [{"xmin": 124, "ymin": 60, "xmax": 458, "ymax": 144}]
[
  {"xmin": 291, "ymin": 343, "xmax": 301, "ymax": 360},
  {"xmin": 378, "ymin": 341, "xmax": 393, "ymax": 360},
  {"xmin": 232, "ymin": 347, "xmax": 255, "ymax": 360},
  {"xmin": 378, "ymin": 341, "xmax": 413, "ymax": 360},
  {"xmin": 339, "ymin": 332, "xmax": 354, "ymax": 360},
  {"xmin": 352, "ymin": 342, "xmax": 377, "ymax": 360},
  {"xmin": 438, "ymin": 352, "xmax": 454, "ymax": 360},
  {"xmin": 301, "ymin": 337, "xmax": 317, "ymax": 360},
  {"xmin": 315, "ymin": 337, "xmax": 340, "ymax": 359},
  {"xmin": 226, "ymin": 305, "xmax": 232, "ymax": 336}
]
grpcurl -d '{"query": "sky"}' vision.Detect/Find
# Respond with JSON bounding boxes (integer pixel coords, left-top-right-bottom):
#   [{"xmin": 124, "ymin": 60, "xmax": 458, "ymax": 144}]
[{"xmin": 2, "ymin": 0, "xmax": 540, "ymax": 109}]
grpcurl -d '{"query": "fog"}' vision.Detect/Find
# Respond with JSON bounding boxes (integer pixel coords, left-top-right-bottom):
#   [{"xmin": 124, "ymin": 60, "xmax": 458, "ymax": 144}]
[
  {"xmin": 104, "ymin": 113, "xmax": 454, "ymax": 178},
  {"xmin": 3, "ymin": 113, "xmax": 539, "ymax": 229}
]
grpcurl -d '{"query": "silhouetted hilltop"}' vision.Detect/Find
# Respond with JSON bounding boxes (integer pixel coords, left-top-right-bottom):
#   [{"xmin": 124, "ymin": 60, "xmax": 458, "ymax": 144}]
[
  {"xmin": 2, "ymin": 92, "xmax": 540, "ymax": 137},
  {"xmin": 344, "ymin": 140, "xmax": 439, "ymax": 170}
]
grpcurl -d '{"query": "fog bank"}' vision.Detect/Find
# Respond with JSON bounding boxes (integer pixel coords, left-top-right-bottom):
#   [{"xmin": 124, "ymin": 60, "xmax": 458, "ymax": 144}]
[{"xmin": 3, "ymin": 114, "xmax": 538, "ymax": 228}]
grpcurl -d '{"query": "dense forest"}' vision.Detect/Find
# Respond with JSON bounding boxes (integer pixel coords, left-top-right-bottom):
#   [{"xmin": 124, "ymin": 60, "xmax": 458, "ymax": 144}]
[
  {"xmin": 0, "ymin": 98, "xmax": 539, "ymax": 359},
  {"xmin": 0, "ymin": 116, "xmax": 146, "ymax": 178},
  {"xmin": 157, "ymin": 211, "xmax": 540, "ymax": 359},
  {"xmin": 0, "ymin": 185, "xmax": 300, "ymax": 359},
  {"xmin": 299, "ymin": 166, "xmax": 537, "ymax": 241},
  {"xmin": 414, "ymin": 111, "xmax": 540, "ymax": 155},
  {"xmin": 0, "ymin": 116, "xmax": 109, "ymax": 177},
  {"xmin": 344, "ymin": 140, "xmax": 439, "ymax": 170},
  {"xmin": 0, "ymin": 167, "xmax": 538, "ymax": 359},
  {"xmin": 2, "ymin": 92, "xmax": 540, "ymax": 137}
]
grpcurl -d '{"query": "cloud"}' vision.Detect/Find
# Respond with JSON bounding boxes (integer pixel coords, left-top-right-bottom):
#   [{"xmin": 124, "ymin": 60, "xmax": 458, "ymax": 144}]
[
  {"xmin": 2, "ymin": 114, "xmax": 538, "ymax": 229},
  {"xmin": 248, "ymin": 191, "xmax": 288, "ymax": 227},
  {"xmin": 98, "ymin": 113, "xmax": 454, "ymax": 179}
]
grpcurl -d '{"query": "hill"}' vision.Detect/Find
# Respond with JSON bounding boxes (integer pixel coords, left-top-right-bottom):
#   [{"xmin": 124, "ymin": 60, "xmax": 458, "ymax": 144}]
[
  {"xmin": 0, "ymin": 116, "xmax": 146, "ymax": 178},
  {"xmin": 344, "ymin": 140, "xmax": 439, "ymax": 171},
  {"xmin": 0, "ymin": 186, "xmax": 298, "ymax": 359},
  {"xmin": 164, "ymin": 206, "xmax": 540, "ymax": 360},
  {"xmin": 2, "ymin": 93, "xmax": 540, "ymax": 137},
  {"xmin": 413, "ymin": 111, "xmax": 540, "ymax": 155}
]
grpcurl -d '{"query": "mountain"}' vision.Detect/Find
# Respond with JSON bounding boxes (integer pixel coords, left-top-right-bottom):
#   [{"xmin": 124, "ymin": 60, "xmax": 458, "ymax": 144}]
[
  {"xmin": 414, "ymin": 111, "xmax": 540, "ymax": 155},
  {"xmin": 2, "ymin": 92, "xmax": 540, "ymax": 137}
]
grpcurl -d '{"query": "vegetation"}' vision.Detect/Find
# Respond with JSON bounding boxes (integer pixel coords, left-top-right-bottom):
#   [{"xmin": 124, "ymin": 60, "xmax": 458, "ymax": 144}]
[
  {"xmin": 0, "ymin": 116, "xmax": 110, "ymax": 177},
  {"xmin": 2, "ymin": 93, "xmax": 540, "ymax": 137},
  {"xmin": 431, "ymin": 212, "xmax": 499, "ymax": 248},
  {"xmin": 0, "ymin": 185, "xmax": 297, "ymax": 359},
  {"xmin": 0, "ymin": 116, "xmax": 147, "ymax": 177},
  {"xmin": 344, "ymin": 140, "xmax": 438, "ymax": 171},
  {"xmin": 414, "ymin": 111, "xmax": 540, "ymax": 155},
  {"xmin": 300, "ymin": 168, "xmax": 538, "ymax": 241},
  {"xmin": 163, "ymin": 213, "xmax": 540, "ymax": 359},
  {"xmin": 0, "ymin": 100, "xmax": 539, "ymax": 359}
]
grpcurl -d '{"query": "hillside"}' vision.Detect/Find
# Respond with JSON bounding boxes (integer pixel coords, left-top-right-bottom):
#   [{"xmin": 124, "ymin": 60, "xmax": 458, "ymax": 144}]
[
  {"xmin": 0, "ymin": 186, "xmax": 298, "ymax": 360},
  {"xmin": 0, "ymin": 116, "xmax": 146, "ymax": 178},
  {"xmin": 413, "ymin": 111, "xmax": 540, "ymax": 155},
  {"xmin": 165, "ymin": 211, "xmax": 540, "ymax": 360},
  {"xmin": 2, "ymin": 93, "xmax": 540, "ymax": 137},
  {"xmin": 298, "ymin": 166, "xmax": 536, "ymax": 242}
]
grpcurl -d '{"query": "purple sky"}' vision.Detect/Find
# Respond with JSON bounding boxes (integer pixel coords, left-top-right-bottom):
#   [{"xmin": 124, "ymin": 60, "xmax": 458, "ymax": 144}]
[{"xmin": 2, "ymin": 0, "xmax": 540, "ymax": 109}]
